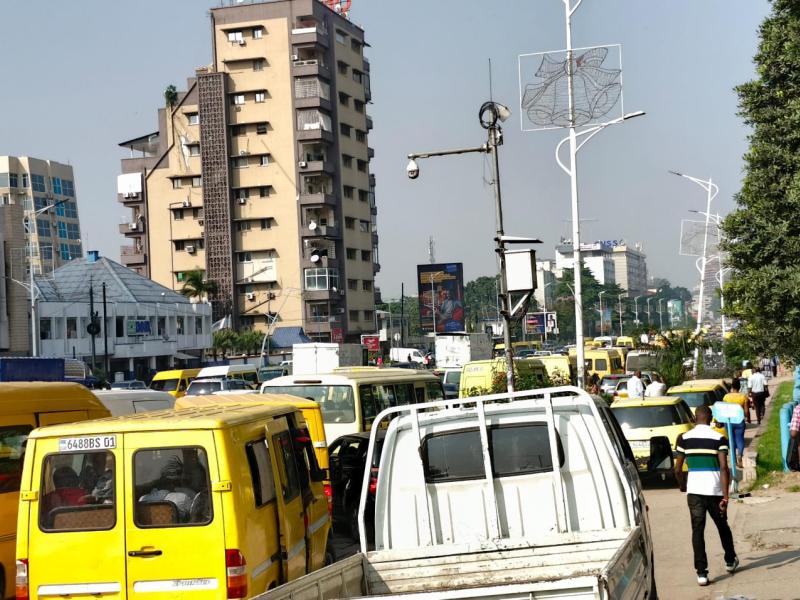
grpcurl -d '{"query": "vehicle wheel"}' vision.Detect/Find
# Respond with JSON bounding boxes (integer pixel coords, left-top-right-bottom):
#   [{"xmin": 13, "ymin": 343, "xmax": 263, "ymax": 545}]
[
  {"xmin": 649, "ymin": 561, "xmax": 658, "ymax": 599},
  {"xmin": 0, "ymin": 568, "xmax": 5, "ymax": 600}
]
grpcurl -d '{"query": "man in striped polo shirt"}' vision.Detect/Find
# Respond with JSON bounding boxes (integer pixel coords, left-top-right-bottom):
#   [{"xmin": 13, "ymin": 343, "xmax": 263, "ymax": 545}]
[{"xmin": 674, "ymin": 405, "xmax": 738, "ymax": 586}]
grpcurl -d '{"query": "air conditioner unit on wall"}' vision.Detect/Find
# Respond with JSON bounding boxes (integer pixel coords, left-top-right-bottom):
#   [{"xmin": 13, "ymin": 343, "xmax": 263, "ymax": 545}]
[
  {"xmin": 186, "ymin": 244, "xmax": 196, "ymax": 253},
  {"xmin": 246, "ymin": 292, "xmax": 256, "ymax": 301},
  {"xmin": 298, "ymin": 161, "xmax": 307, "ymax": 168},
  {"xmin": 238, "ymin": 198, "xmax": 247, "ymax": 205}
]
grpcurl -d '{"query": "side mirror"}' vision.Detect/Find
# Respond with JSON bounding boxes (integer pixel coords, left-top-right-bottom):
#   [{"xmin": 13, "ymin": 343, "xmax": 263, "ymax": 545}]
[{"xmin": 647, "ymin": 436, "xmax": 674, "ymax": 474}]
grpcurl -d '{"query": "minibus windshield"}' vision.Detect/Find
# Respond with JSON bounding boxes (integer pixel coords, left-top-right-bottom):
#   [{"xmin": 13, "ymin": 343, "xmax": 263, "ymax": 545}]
[{"xmin": 268, "ymin": 385, "xmax": 356, "ymax": 424}]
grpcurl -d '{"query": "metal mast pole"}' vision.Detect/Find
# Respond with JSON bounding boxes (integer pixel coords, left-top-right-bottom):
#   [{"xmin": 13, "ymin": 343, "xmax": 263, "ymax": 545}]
[
  {"xmin": 400, "ymin": 283, "xmax": 405, "ymax": 347},
  {"xmin": 618, "ymin": 294, "xmax": 624, "ymax": 336},
  {"xmin": 564, "ymin": 0, "xmax": 585, "ymax": 388},
  {"xmin": 693, "ymin": 179, "xmax": 713, "ymax": 376},
  {"xmin": 599, "ymin": 291, "xmax": 605, "ymax": 336},
  {"xmin": 102, "ymin": 282, "xmax": 109, "ymax": 378},
  {"xmin": 646, "ymin": 297, "xmax": 652, "ymax": 326},
  {"xmin": 27, "ymin": 217, "xmax": 37, "ymax": 357}
]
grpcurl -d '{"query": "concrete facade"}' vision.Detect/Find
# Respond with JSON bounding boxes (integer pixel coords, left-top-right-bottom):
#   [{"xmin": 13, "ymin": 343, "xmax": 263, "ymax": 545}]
[
  {"xmin": 535, "ymin": 259, "xmax": 556, "ymax": 311},
  {"xmin": 555, "ymin": 243, "xmax": 616, "ymax": 286},
  {"xmin": 611, "ymin": 244, "xmax": 648, "ymax": 297},
  {"xmin": 0, "ymin": 202, "xmax": 30, "ymax": 353},
  {"xmin": 117, "ymin": 0, "xmax": 377, "ymax": 343}
]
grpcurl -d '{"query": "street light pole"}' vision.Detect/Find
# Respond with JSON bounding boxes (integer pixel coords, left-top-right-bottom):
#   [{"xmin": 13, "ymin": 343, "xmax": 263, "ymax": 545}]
[
  {"xmin": 598, "ymin": 291, "xmax": 606, "ymax": 336},
  {"xmin": 658, "ymin": 298, "xmax": 665, "ymax": 331},
  {"xmin": 716, "ymin": 267, "xmax": 733, "ymax": 337},
  {"xmin": 646, "ymin": 297, "xmax": 653, "ymax": 327},
  {"xmin": 669, "ymin": 170, "xmax": 719, "ymax": 376},
  {"xmin": 618, "ymin": 294, "xmax": 624, "ymax": 336},
  {"xmin": 634, "ymin": 295, "xmax": 643, "ymax": 327}
]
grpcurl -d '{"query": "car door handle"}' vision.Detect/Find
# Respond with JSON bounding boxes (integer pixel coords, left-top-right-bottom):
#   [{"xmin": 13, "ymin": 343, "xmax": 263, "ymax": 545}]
[{"xmin": 128, "ymin": 549, "xmax": 163, "ymax": 557}]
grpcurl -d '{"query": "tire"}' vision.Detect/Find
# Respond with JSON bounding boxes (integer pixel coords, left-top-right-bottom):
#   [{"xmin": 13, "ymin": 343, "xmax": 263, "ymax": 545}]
[
  {"xmin": 649, "ymin": 560, "xmax": 658, "ymax": 599},
  {"xmin": 0, "ymin": 567, "xmax": 5, "ymax": 600}
]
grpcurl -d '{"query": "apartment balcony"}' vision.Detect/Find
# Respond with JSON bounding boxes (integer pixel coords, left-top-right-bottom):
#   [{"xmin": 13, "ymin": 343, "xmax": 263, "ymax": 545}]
[
  {"xmin": 301, "ymin": 254, "xmax": 340, "ymax": 270},
  {"xmin": 295, "ymin": 95, "xmax": 331, "ymax": 111},
  {"xmin": 366, "ymin": 115, "xmax": 373, "ymax": 131},
  {"xmin": 298, "ymin": 159, "xmax": 334, "ymax": 174},
  {"xmin": 367, "ymin": 147, "xmax": 374, "ymax": 159},
  {"xmin": 363, "ymin": 58, "xmax": 370, "ymax": 73},
  {"xmin": 299, "ymin": 192, "xmax": 337, "ymax": 207},
  {"xmin": 292, "ymin": 59, "xmax": 331, "ymax": 80},
  {"xmin": 120, "ymin": 156, "xmax": 156, "ymax": 173},
  {"xmin": 118, "ymin": 192, "xmax": 143, "ymax": 206},
  {"xmin": 120, "ymin": 246, "xmax": 146, "ymax": 266},
  {"xmin": 303, "ymin": 288, "xmax": 340, "ymax": 302},
  {"xmin": 301, "ymin": 223, "xmax": 340, "ymax": 238},
  {"xmin": 296, "ymin": 128, "xmax": 334, "ymax": 143},
  {"xmin": 373, "ymin": 261, "xmax": 381, "ymax": 275},
  {"xmin": 291, "ymin": 25, "xmax": 329, "ymax": 48},
  {"xmin": 119, "ymin": 220, "xmax": 146, "ymax": 235},
  {"xmin": 372, "ymin": 232, "xmax": 379, "ymax": 246},
  {"xmin": 305, "ymin": 315, "xmax": 332, "ymax": 333}
]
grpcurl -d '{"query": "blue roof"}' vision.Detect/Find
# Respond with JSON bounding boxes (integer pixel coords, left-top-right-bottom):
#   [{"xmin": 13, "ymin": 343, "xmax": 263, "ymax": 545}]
[
  {"xmin": 34, "ymin": 256, "xmax": 189, "ymax": 304},
  {"xmin": 269, "ymin": 326, "xmax": 311, "ymax": 349}
]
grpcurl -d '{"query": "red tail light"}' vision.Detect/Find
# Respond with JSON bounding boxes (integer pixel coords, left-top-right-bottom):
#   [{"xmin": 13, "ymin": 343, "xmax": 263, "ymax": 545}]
[
  {"xmin": 323, "ymin": 482, "xmax": 333, "ymax": 515},
  {"xmin": 368, "ymin": 467, "xmax": 379, "ymax": 496},
  {"xmin": 16, "ymin": 559, "xmax": 28, "ymax": 600},
  {"xmin": 225, "ymin": 549, "xmax": 247, "ymax": 600}
]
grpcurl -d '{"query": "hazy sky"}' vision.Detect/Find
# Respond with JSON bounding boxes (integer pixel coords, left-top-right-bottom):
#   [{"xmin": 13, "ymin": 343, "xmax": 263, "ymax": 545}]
[{"xmin": 0, "ymin": 0, "xmax": 769, "ymax": 299}]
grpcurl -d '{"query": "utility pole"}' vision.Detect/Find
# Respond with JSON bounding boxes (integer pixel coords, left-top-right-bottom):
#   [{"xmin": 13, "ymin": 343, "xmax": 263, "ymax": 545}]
[
  {"xmin": 88, "ymin": 282, "xmax": 98, "ymax": 374},
  {"xmin": 400, "ymin": 283, "xmax": 405, "ymax": 347},
  {"xmin": 618, "ymin": 294, "xmax": 624, "ymax": 336},
  {"xmin": 102, "ymin": 282, "xmax": 109, "ymax": 379},
  {"xmin": 428, "ymin": 236, "xmax": 436, "ymax": 264}
]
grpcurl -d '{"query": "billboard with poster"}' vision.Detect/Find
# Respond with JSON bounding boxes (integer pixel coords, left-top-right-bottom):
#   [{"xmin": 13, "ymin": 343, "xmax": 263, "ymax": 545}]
[
  {"xmin": 417, "ymin": 263, "xmax": 466, "ymax": 333},
  {"xmin": 667, "ymin": 300, "xmax": 684, "ymax": 326}
]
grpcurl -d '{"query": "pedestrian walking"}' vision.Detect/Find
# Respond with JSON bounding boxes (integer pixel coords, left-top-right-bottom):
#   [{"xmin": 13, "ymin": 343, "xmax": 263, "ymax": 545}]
[
  {"xmin": 645, "ymin": 373, "xmax": 667, "ymax": 397},
  {"xmin": 788, "ymin": 403, "xmax": 800, "ymax": 471},
  {"xmin": 627, "ymin": 370, "xmax": 645, "ymax": 399},
  {"xmin": 588, "ymin": 373, "xmax": 600, "ymax": 395},
  {"xmin": 722, "ymin": 379, "xmax": 748, "ymax": 468},
  {"xmin": 748, "ymin": 367, "xmax": 769, "ymax": 425},
  {"xmin": 674, "ymin": 405, "xmax": 738, "ymax": 586},
  {"xmin": 771, "ymin": 356, "xmax": 779, "ymax": 378}
]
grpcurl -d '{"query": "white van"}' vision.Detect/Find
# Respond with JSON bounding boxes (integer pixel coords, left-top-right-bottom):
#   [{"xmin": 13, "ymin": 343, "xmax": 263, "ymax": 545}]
[
  {"xmin": 196, "ymin": 364, "xmax": 259, "ymax": 387},
  {"xmin": 388, "ymin": 347, "xmax": 425, "ymax": 364},
  {"xmin": 90, "ymin": 389, "xmax": 175, "ymax": 416}
]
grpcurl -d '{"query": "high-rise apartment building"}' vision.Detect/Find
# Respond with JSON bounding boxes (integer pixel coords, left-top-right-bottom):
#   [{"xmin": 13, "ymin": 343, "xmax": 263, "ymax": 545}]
[
  {"xmin": 0, "ymin": 156, "xmax": 83, "ymax": 275},
  {"xmin": 611, "ymin": 244, "xmax": 648, "ymax": 298},
  {"xmin": 118, "ymin": 0, "xmax": 378, "ymax": 342}
]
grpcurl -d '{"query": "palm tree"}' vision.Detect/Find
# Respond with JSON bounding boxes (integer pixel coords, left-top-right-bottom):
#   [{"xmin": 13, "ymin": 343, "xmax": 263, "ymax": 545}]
[{"xmin": 179, "ymin": 270, "xmax": 217, "ymax": 302}]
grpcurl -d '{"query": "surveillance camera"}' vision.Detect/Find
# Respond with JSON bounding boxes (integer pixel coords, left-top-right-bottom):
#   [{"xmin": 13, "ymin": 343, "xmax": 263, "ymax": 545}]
[{"xmin": 406, "ymin": 158, "xmax": 419, "ymax": 180}]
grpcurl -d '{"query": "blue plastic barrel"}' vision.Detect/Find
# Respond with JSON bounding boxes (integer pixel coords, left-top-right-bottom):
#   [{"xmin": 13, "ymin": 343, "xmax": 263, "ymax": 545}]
[{"xmin": 781, "ymin": 400, "xmax": 799, "ymax": 472}]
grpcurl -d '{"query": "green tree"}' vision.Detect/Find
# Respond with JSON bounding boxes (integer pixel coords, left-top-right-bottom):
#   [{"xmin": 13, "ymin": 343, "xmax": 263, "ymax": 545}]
[
  {"xmin": 179, "ymin": 270, "xmax": 218, "ymax": 302},
  {"xmin": 164, "ymin": 84, "xmax": 178, "ymax": 108},
  {"xmin": 236, "ymin": 330, "xmax": 263, "ymax": 356},
  {"xmin": 464, "ymin": 275, "xmax": 499, "ymax": 332},
  {"xmin": 212, "ymin": 329, "xmax": 237, "ymax": 359},
  {"xmin": 721, "ymin": 0, "xmax": 800, "ymax": 359}
]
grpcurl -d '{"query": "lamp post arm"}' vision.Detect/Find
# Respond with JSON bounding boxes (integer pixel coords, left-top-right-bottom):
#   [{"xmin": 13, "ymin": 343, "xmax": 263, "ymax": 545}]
[{"xmin": 408, "ymin": 145, "xmax": 488, "ymax": 161}]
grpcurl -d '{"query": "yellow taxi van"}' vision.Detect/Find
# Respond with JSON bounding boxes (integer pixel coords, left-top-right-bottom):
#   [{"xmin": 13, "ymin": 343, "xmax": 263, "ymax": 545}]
[
  {"xmin": 459, "ymin": 357, "xmax": 549, "ymax": 397},
  {"xmin": 149, "ymin": 368, "xmax": 202, "ymax": 399},
  {"xmin": 15, "ymin": 403, "xmax": 331, "ymax": 600},
  {"xmin": 1, "ymin": 383, "xmax": 110, "ymax": 600},
  {"xmin": 569, "ymin": 348, "xmax": 625, "ymax": 379}
]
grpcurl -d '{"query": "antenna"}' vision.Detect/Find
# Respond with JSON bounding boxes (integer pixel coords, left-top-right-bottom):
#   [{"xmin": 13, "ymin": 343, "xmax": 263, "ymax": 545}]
[
  {"xmin": 428, "ymin": 236, "xmax": 436, "ymax": 264},
  {"xmin": 488, "ymin": 58, "xmax": 493, "ymax": 103}
]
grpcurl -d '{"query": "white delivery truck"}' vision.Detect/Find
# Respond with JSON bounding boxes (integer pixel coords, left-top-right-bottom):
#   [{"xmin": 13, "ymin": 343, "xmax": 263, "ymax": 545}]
[
  {"xmin": 434, "ymin": 332, "xmax": 492, "ymax": 368},
  {"xmin": 389, "ymin": 347, "xmax": 425, "ymax": 364},
  {"xmin": 292, "ymin": 342, "xmax": 363, "ymax": 375},
  {"xmin": 253, "ymin": 386, "xmax": 665, "ymax": 600}
]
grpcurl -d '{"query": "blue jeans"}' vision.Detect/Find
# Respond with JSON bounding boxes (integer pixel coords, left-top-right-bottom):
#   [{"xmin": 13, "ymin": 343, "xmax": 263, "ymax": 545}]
[{"xmin": 731, "ymin": 422, "xmax": 746, "ymax": 458}]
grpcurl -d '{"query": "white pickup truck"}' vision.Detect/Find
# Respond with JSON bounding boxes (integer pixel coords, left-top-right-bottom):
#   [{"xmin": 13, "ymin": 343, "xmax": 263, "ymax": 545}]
[{"xmin": 253, "ymin": 387, "xmax": 664, "ymax": 600}]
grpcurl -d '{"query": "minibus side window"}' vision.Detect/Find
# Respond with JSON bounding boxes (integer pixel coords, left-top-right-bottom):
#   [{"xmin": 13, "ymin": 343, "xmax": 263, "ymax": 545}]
[
  {"xmin": 425, "ymin": 381, "xmax": 445, "ymax": 400},
  {"xmin": 246, "ymin": 439, "xmax": 277, "ymax": 507},
  {"xmin": 178, "ymin": 379, "xmax": 187, "ymax": 392},
  {"xmin": 395, "ymin": 383, "xmax": 414, "ymax": 406},
  {"xmin": 414, "ymin": 386, "xmax": 425, "ymax": 403},
  {"xmin": 372, "ymin": 385, "xmax": 394, "ymax": 411},
  {"xmin": 0, "ymin": 425, "xmax": 32, "ymax": 493},
  {"xmin": 272, "ymin": 431, "xmax": 302, "ymax": 502},
  {"xmin": 595, "ymin": 359, "xmax": 607, "ymax": 371},
  {"xmin": 40, "ymin": 450, "xmax": 115, "ymax": 532},
  {"xmin": 359, "ymin": 385, "xmax": 377, "ymax": 427},
  {"xmin": 133, "ymin": 447, "xmax": 212, "ymax": 527}
]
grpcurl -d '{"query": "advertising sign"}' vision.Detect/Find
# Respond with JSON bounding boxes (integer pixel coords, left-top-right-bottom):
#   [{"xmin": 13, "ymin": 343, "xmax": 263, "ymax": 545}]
[
  {"xmin": 667, "ymin": 300, "xmax": 684, "ymax": 326},
  {"xmin": 417, "ymin": 263, "xmax": 465, "ymax": 334},
  {"xmin": 331, "ymin": 327, "xmax": 344, "ymax": 343},
  {"xmin": 361, "ymin": 334, "xmax": 380, "ymax": 352},
  {"xmin": 524, "ymin": 313, "xmax": 545, "ymax": 335},
  {"xmin": 127, "ymin": 319, "xmax": 152, "ymax": 337}
]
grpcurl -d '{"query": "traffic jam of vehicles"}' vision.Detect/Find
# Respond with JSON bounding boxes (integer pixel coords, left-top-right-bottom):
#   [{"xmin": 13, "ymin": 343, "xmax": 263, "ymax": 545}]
[{"xmin": 1, "ymin": 335, "xmax": 733, "ymax": 600}]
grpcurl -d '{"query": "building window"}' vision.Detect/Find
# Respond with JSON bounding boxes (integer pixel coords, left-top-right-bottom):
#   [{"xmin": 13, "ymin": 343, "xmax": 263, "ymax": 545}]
[
  {"xmin": 69, "ymin": 244, "xmax": 82, "ymax": 258},
  {"xmin": 31, "ymin": 174, "xmax": 46, "ymax": 192},
  {"xmin": 260, "ymin": 155, "xmax": 270, "ymax": 166},
  {"xmin": 347, "ymin": 279, "xmax": 357, "ymax": 291},
  {"xmin": 349, "ymin": 310, "xmax": 359, "ymax": 322},
  {"xmin": 57, "ymin": 221, "xmax": 67, "ymax": 239},
  {"xmin": 259, "ymin": 186, "xmax": 271, "ymax": 197},
  {"xmin": 260, "ymin": 218, "xmax": 272, "ymax": 229},
  {"xmin": 65, "ymin": 201, "xmax": 78, "ymax": 219},
  {"xmin": 232, "ymin": 157, "xmax": 249, "ymax": 169},
  {"xmin": 59, "ymin": 243, "xmax": 70, "ymax": 260},
  {"xmin": 66, "ymin": 223, "xmax": 80, "ymax": 239},
  {"xmin": 66, "ymin": 318, "xmax": 77, "ymax": 339},
  {"xmin": 253, "ymin": 27, "xmax": 263, "ymax": 39},
  {"xmin": 22, "ymin": 173, "xmax": 28, "ymax": 188},
  {"xmin": 232, "ymin": 94, "xmax": 245, "ymax": 105},
  {"xmin": 172, "ymin": 179, "xmax": 183, "ymax": 189},
  {"xmin": 255, "ymin": 91, "xmax": 266, "ymax": 103},
  {"xmin": 359, "ymin": 219, "xmax": 370, "ymax": 233},
  {"xmin": 345, "ymin": 217, "xmax": 355, "ymax": 229},
  {"xmin": 337, "ymin": 61, "xmax": 348, "ymax": 75},
  {"xmin": 357, "ymin": 159, "xmax": 367, "ymax": 172},
  {"xmin": 9, "ymin": 173, "xmax": 18, "ymax": 188},
  {"xmin": 237, "ymin": 221, "xmax": 251, "ymax": 232},
  {"xmin": 354, "ymin": 99, "xmax": 365, "ymax": 114},
  {"xmin": 191, "ymin": 176, "xmax": 202, "ymax": 187},
  {"xmin": 340, "ymin": 123, "xmax": 351, "ymax": 137},
  {"xmin": 335, "ymin": 30, "xmax": 346, "ymax": 45},
  {"xmin": 338, "ymin": 92, "xmax": 350, "ymax": 107},
  {"xmin": 351, "ymin": 39, "xmax": 361, "ymax": 52},
  {"xmin": 187, "ymin": 113, "xmax": 199, "ymax": 125},
  {"xmin": 227, "ymin": 30, "xmax": 243, "ymax": 43},
  {"xmin": 253, "ymin": 58, "xmax": 265, "ymax": 71},
  {"xmin": 342, "ymin": 154, "xmax": 353, "ymax": 168},
  {"xmin": 41, "ymin": 246, "xmax": 53, "ymax": 260},
  {"xmin": 362, "ymin": 280, "xmax": 373, "ymax": 291},
  {"xmin": 234, "ymin": 189, "xmax": 250, "ymax": 200},
  {"xmin": 192, "ymin": 208, "xmax": 203, "ymax": 219},
  {"xmin": 175, "ymin": 240, "xmax": 185, "ymax": 251},
  {"xmin": 361, "ymin": 249, "xmax": 371, "ymax": 262},
  {"xmin": 352, "ymin": 70, "xmax": 363, "ymax": 84},
  {"xmin": 63, "ymin": 179, "xmax": 75, "ymax": 196},
  {"xmin": 363, "ymin": 310, "xmax": 374, "ymax": 322},
  {"xmin": 36, "ymin": 219, "xmax": 51, "ymax": 237},
  {"xmin": 177, "ymin": 316, "xmax": 184, "ymax": 335},
  {"xmin": 304, "ymin": 267, "xmax": 339, "ymax": 291},
  {"xmin": 187, "ymin": 144, "xmax": 200, "ymax": 156},
  {"xmin": 231, "ymin": 124, "xmax": 246, "ymax": 136},
  {"xmin": 343, "ymin": 186, "xmax": 354, "ymax": 199},
  {"xmin": 256, "ymin": 122, "xmax": 268, "ymax": 134},
  {"xmin": 238, "ymin": 252, "xmax": 252, "ymax": 263},
  {"xmin": 358, "ymin": 189, "xmax": 368, "ymax": 202},
  {"xmin": 173, "ymin": 209, "xmax": 184, "ymax": 221},
  {"xmin": 356, "ymin": 130, "xmax": 367, "ymax": 143},
  {"xmin": 346, "ymin": 247, "xmax": 356, "ymax": 260},
  {"xmin": 51, "ymin": 177, "xmax": 62, "ymax": 195}
]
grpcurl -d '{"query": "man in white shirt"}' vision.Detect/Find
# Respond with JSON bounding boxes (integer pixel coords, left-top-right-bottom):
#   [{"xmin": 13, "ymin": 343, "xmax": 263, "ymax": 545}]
[
  {"xmin": 748, "ymin": 367, "xmax": 769, "ymax": 424},
  {"xmin": 645, "ymin": 373, "xmax": 667, "ymax": 397},
  {"xmin": 627, "ymin": 370, "xmax": 645, "ymax": 399}
]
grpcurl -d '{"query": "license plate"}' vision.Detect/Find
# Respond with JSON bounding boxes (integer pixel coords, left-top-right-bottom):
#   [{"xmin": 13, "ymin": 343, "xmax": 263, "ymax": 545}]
[
  {"xmin": 59, "ymin": 435, "xmax": 117, "ymax": 452},
  {"xmin": 629, "ymin": 440, "xmax": 649, "ymax": 450}
]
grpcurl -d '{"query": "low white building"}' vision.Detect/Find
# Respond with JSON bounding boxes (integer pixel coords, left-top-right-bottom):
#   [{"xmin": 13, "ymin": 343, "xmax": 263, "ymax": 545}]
[
  {"xmin": 35, "ymin": 253, "xmax": 211, "ymax": 381},
  {"xmin": 555, "ymin": 242, "xmax": 616, "ymax": 286},
  {"xmin": 535, "ymin": 259, "xmax": 557, "ymax": 311}
]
